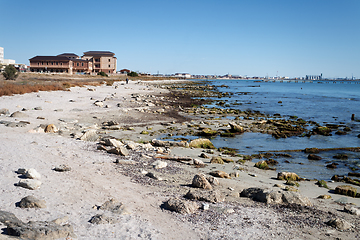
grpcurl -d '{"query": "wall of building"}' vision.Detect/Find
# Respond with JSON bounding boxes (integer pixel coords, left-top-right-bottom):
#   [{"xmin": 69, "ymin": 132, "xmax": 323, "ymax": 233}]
[{"xmin": 0, "ymin": 47, "xmax": 4, "ymax": 64}]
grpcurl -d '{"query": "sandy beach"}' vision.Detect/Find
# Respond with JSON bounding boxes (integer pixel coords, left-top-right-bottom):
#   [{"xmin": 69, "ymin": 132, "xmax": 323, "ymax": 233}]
[{"xmin": 0, "ymin": 79, "xmax": 359, "ymax": 240}]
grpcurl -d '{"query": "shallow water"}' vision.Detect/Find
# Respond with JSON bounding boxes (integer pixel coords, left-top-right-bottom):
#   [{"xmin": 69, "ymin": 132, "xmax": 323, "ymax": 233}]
[{"xmin": 173, "ymin": 79, "xmax": 360, "ymax": 180}]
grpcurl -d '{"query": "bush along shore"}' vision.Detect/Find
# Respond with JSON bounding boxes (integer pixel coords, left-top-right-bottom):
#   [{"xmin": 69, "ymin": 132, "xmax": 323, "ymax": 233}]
[{"xmin": 0, "ymin": 78, "xmax": 359, "ymax": 239}]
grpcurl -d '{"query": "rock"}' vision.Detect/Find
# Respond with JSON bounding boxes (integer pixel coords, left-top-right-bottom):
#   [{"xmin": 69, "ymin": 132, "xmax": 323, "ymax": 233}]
[
  {"xmin": 335, "ymin": 185, "xmax": 357, "ymax": 197},
  {"xmin": 209, "ymin": 170, "xmax": 231, "ymax": 179},
  {"xmin": 18, "ymin": 196, "xmax": 46, "ymax": 208},
  {"xmin": 313, "ymin": 126, "xmax": 332, "ymax": 136},
  {"xmin": 115, "ymin": 159, "xmax": 136, "ymax": 165},
  {"xmin": 152, "ymin": 160, "xmax": 168, "ymax": 169},
  {"xmin": 99, "ymin": 198, "xmax": 129, "ymax": 215},
  {"xmin": 34, "ymin": 107, "xmax": 42, "ymax": 110},
  {"xmin": 53, "ymin": 164, "xmax": 71, "ymax": 172},
  {"xmin": 229, "ymin": 122, "xmax": 244, "ymax": 133},
  {"xmin": 317, "ymin": 194, "xmax": 331, "ymax": 199},
  {"xmin": 192, "ymin": 173, "xmax": 212, "ymax": 190},
  {"xmin": 79, "ymin": 129, "xmax": 99, "ymax": 141},
  {"xmin": 210, "ymin": 156, "xmax": 224, "ymax": 164},
  {"xmin": 107, "ymin": 146, "xmax": 129, "ymax": 156},
  {"xmin": 94, "ymin": 101, "xmax": 104, "ymax": 107},
  {"xmin": 185, "ymin": 189, "xmax": 225, "ymax": 203},
  {"xmin": 44, "ymin": 124, "xmax": 58, "ymax": 133},
  {"xmin": 89, "ymin": 214, "xmax": 117, "ymax": 224},
  {"xmin": 285, "ymin": 186, "xmax": 298, "ymax": 192},
  {"xmin": 254, "ymin": 160, "xmax": 269, "ymax": 170},
  {"xmin": 24, "ymin": 168, "xmax": 41, "ymax": 179},
  {"xmin": 277, "ymin": 172, "xmax": 301, "ymax": 181},
  {"xmin": 29, "ymin": 126, "xmax": 45, "ymax": 133},
  {"xmin": 151, "ymin": 139, "xmax": 188, "ymax": 148},
  {"xmin": 308, "ymin": 154, "xmax": 322, "ymax": 160},
  {"xmin": 146, "ymin": 172, "xmax": 163, "ymax": 180},
  {"xmin": 123, "ymin": 140, "xmax": 137, "ymax": 150},
  {"xmin": 229, "ymin": 172, "xmax": 239, "ymax": 178},
  {"xmin": 193, "ymin": 158, "xmax": 205, "ymax": 166},
  {"xmin": 199, "ymin": 152, "xmax": 210, "ymax": 158},
  {"xmin": 326, "ymin": 218, "xmax": 352, "ymax": 230},
  {"xmin": 0, "ymin": 108, "xmax": 10, "ymax": 115},
  {"xmin": 240, "ymin": 187, "xmax": 312, "ymax": 206},
  {"xmin": 164, "ymin": 198, "xmax": 199, "ymax": 214},
  {"xmin": 326, "ymin": 163, "xmax": 338, "ymax": 169},
  {"xmin": 206, "ymin": 176, "xmax": 220, "ymax": 186},
  {"xmin": 16, "ymin": 168, "xmax": 27, "ymax": 174},
  {"xmin": 344, "ymin": 205, "xmax": 360, "ymax": 216},
  {"xmin": 102, "ymin": 138, "xmax": 124, "ymax": 148},
  {"xmin": 189, "ymin": 138, "xmax": 215, "ymax": 149},
  {"xmin": 0, "ymin": 210, "xmax": 75, "ymax": 239},
  {"xmin": 10, "ymin": 111, "xmax": 29, "ymax": 118},
  {"xmin": 304, "ymin": 148, "xmax": 320, "ymax": 153},
  {"xmin": 17, "ymin": 179, "xmax": 42, "ymax": 190}
]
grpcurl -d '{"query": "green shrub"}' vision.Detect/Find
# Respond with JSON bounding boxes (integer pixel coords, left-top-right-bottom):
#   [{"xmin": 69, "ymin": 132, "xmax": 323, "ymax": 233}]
[
  {"xmin": 3, "ymin": 65, "xmax": 18, "ymax": 80},
  {"xmin": 97, "ymin": 71, "xmax": 108, "ymax": 77},
  {"xmin": 127, "ymin": 71, "xmax": 138, "ymax": 77}
]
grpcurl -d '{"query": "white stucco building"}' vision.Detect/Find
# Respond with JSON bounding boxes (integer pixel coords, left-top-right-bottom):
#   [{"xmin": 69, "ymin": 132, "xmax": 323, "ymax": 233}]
[
  {"xmin": 0, "ymin": 47, "xmax": 15, "ymax": 65},
  {"xmin": 0, "ymin": 47, "xmax": 4, "ymax": 64}
]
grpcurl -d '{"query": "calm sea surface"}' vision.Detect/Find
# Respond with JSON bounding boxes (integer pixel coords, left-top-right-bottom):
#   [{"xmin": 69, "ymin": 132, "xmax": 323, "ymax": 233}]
[{"xmin": 183, "ymin": 80, "xmax": 360, "ymax": 180}]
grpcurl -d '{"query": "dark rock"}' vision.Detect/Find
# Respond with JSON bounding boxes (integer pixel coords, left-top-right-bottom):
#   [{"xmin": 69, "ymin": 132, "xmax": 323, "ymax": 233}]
[
  {"xmin": 335, "ymin": 131, "xmax": 347, "ymax": 135},
  {"xmin": 335, "ymin": 185, "xmax": 357, "ymax": 197},
  {"xmin": 192, "ymin": 173, "xmax": 212, "ymax": 189},
  {"xmin": 313, "ymin": 126, "xmax": 332, "ymax": 136},
  {"xmin": 18, "ymin": 196, "xmax": 46, "ymax": 208},
  {"xmin": 308, "ymin": 154, "xmax": 322, "ymax": 160},
  {"xmin": 210, "ymin": 156, "xmax": 224, "ymax": 164},
  {"xmin": 326, "ymin": 163, "xmax": 338, "ymax": 169},
  {"xmin": 0, "ymin": 210, "xmax": 75, "ymax": 239},
  {"xmin": 333, "ymin": 153, "xmax": 348, "ymax": 160},
  {"xmin": 304, "ymin": 148, "xmax": 320, "ymax": 153},
  {"xmin": 348, "ymin": 172, "xmax": 360, "ymax": 177}
]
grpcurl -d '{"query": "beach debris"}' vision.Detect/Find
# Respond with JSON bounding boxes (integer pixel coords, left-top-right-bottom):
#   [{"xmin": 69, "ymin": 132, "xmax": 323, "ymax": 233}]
[
  {"xmin": 192, "ymin": 173, "xmax": 212, "ymax": 190},
  {"xmin": 0, "ymin": 210, "xmax": 75, "ymax": 239},
  {"xmin": 326, "ymin": 218, "xmax": 352, "ymax": 230},
  {"xmin": 156, "ymin": 156, "xmax": 192, "ymax": 162},
  {"xmin": 185, "ymin": 189, "xmax": 225, "ymax": 203},
  {"xmin": 164, "ymin": 198, "xmax": 199, "ymax": 214},
  {"xmin": 16, "ymin": 179, "xmax": 42, "ymax": 190},
  {"xmin": 209, "ymin": 170, "xmax": 231, "ymax": 179},
  {"xmin": 18, "ymin": 195, "xmax": 46, "ymax": 208},
  {"xmin": 44, "ymin": 124, "xmax": 58, "ymax": 133}
]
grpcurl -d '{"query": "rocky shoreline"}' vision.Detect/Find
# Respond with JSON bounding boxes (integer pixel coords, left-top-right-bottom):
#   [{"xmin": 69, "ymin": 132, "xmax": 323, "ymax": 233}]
[{"xmin": 0, "ymin": 79, "xmax": 359, "ymax": 239}]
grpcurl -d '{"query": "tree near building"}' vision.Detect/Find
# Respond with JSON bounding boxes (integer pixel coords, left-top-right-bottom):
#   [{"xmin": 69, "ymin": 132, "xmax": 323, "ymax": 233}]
[
  {"xmin": 3, "ymin": 65, "xmax": 18, "ymax": 80},
  {"xmin": 127, "ymin": 71, "xmax": 138, "ymax": 77}
]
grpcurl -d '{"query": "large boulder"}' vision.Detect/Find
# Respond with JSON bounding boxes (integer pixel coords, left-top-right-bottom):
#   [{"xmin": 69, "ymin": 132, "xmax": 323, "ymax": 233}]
[
  {"xmin": 209, "ymin": 170, "xmax": 231, "ymax": 179},
  {"xmin": 240, "ymin": 187, "xmax": 312, "ymax": 206},
  {"xmin": 335, "ymin": 185, "xmax": 357, "ymax": 197},
  {"xmin": 189, "ymin": 138, "xmax": 215, "ymax": 149},
  {"xmin": 0, "ymin": 210, "xmax": 75, "ymax": 239},
  {"xmin": 229, "ymin": 122, "xmax": 244, "ymax": 133},
  {"xmin": 18, "ymin": 196, "xmax": 46, "ymax": 208},
  {"xmin": 210, "ymin": 156, "xmax": 224, "ymax": 164},
  {"xmin": 164, "ymin": 198, "xmax": 199, "ymax": 214},
  {"xmin": 277, "ymin": 172, "xmax": 301, "ymax": 181},
  {"xmin": 17, "ymin": 179, "xmax": 42, "ymax": 190},
  {"xmin": 192, "ymin": 173, "xmax": 212, "ymax": 190},
  {"xmin": 185, "ymin": 189, "xmax": 225, "ymax": 203}
]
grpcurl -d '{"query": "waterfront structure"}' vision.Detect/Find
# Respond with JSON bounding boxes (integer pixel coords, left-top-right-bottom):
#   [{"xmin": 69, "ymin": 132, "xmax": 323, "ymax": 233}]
[
  {"xmin": 306, "ymin": 73, "xmax": 322, "ymax": 80},
  {"xmin": 29, "ymin": 51, "xmax": 116, "ymax": 75}
]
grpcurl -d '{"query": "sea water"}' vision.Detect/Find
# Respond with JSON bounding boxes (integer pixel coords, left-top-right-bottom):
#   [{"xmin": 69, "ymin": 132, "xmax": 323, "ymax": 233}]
[{"xmin": 182, "ymin": 79, "xmax": 360, "ymax": 180}]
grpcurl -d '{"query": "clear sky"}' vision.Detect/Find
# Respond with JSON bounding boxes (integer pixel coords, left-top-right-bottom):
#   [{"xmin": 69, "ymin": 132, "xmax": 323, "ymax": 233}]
[{"xmin": 0, "ymin": 0, "xmax": 359, "ymax": 78}]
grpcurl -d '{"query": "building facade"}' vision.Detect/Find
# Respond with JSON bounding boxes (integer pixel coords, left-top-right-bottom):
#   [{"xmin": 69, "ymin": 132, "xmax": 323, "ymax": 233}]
[{"xmin": 29, "ymin": 51, "xmax": 116, "ymax": 75}]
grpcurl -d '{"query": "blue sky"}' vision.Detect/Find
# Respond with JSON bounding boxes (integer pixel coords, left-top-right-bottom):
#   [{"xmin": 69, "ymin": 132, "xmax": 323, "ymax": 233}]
[{"xmin": 0, "ymin": 0, "xmax": 359, "ymax": 78}]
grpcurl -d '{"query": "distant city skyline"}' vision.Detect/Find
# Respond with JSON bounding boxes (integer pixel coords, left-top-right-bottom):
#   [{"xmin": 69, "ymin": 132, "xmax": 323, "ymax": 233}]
[{"xmin": 0, "ymin": 0, "xmax": 359, "ymax": 79}]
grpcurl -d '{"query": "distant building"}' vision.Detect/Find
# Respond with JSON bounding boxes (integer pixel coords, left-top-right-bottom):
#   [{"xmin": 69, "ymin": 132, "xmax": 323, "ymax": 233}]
[
  {"xmin": 174, "ymin": 73, "xmax": 192, "ymax": 78},
  {"xmin": 29, "ymin": 51, "xmax": 117, "ymax": 75},
  {"xmin": 0, "ymin": 46, "xmax": 16, "ymax": 65},
  {"xmin": 119, "ymin": 69, "xmax": 131, "ymax": 74},
  {"xmin": 306, "ymin": 73, "xmax": 322, "ymax": 80}
]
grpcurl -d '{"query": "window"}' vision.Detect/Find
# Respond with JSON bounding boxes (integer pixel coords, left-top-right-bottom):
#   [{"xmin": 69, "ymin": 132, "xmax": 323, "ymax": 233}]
[
  {"xmin": 81, "ymin": 63, "xmax": 84, "ymax": 67},
  {"xmin": 60, "ymin": 62, "xmax": 63, "ymax": 65},
  {"xmin": 108, "ymin": 65, "xmax": 110, "ymax": 68},
  {"xmin": 77, "ymin": 63, "xmax": 79, "ymax": 66},
  {"xmin": 41, "ymin": 61, "xmax": 44, "ymax": 65},
  {"xmin": 56, "ymin": 62, "xmax": 58, "ymax": 65},
  {"xmin": 108, "ymin": 59, "xmax": 110, "ymax": 62},
  {"xmin": 38, "ymin": 63, "xmax": 40, "ymax": 66}
]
